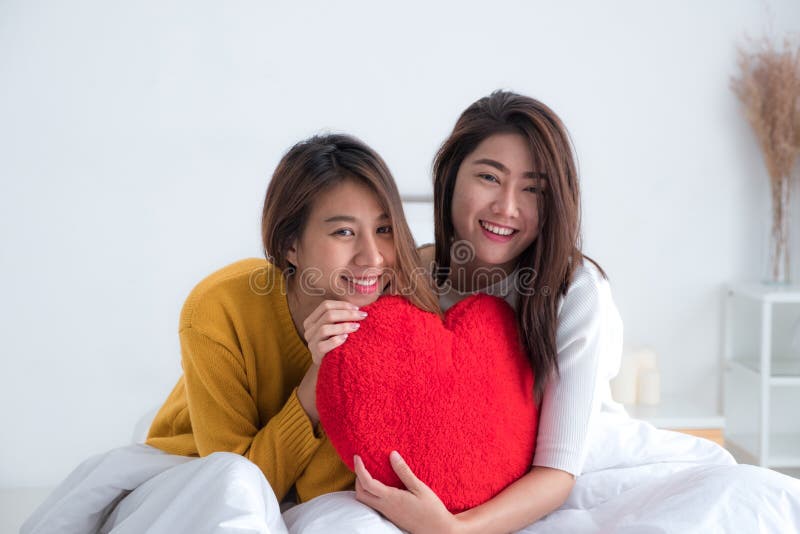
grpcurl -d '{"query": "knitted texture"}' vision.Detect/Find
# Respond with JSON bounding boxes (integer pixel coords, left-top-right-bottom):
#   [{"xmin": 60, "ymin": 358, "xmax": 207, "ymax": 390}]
[
  {"xmin": 146, "ymin": 259, "xmax": 355, "ymax": 503},
  {"xmin": 317, "ymin": 293, "xmax": 537, "ymax": 513}
]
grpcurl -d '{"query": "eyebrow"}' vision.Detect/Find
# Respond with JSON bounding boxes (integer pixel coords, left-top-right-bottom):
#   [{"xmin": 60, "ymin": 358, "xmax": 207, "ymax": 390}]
[
  {"xmin": 323, "ymin": 213, "xmax": 390, "ymax": 223},
  {"xmin": 472, "ymin": 158, "xmax": 547, "ymax": 180}
]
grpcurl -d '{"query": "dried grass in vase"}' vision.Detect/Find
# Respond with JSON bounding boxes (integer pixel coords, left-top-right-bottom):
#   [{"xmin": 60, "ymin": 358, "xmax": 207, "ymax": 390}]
[{"xmin": 731, "ymin": 36, "xmax": 800, "ymax": 283}]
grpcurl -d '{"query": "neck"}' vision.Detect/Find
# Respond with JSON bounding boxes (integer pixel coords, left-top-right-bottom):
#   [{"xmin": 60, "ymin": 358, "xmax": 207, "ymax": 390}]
[
  {"xmin": 449, "ymin": 258, "xmax": 517, "ymax": 293},
  {"xmin": 286, "ymin": 280, "xmax": 322, "ymax": 341}
]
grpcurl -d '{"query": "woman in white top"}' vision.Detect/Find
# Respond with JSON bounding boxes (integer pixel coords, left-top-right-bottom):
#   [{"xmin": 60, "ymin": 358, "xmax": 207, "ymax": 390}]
[
  {"xmin": 350, "ymin": 91, "xmax": 785, "ymax": 533},
  {"xmin": 349, "ymin": 90, "xmax": 622, "ymax": 532}
]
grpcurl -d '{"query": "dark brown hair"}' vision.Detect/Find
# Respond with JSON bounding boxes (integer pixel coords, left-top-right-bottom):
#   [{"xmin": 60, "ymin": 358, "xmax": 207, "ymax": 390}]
[
  {"xmin": 433, "ymin": 91, "xmax": 605, "ymax": 399},
  {"xmin": 262, "ymin": 133, "xmax": 439, "ymax": 314}
]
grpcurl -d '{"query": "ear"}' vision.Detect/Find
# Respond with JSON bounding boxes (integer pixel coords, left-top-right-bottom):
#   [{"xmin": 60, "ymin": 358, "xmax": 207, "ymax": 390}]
[{"xmin": 285, "ymin": 240, "xmax": 298, "ymax": 269}]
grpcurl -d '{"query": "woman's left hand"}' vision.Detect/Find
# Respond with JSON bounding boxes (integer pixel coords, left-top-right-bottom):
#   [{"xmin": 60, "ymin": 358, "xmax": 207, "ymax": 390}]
[{"xmin": 354, "ymin": 451, "xmax": 461, "ymax": 534}]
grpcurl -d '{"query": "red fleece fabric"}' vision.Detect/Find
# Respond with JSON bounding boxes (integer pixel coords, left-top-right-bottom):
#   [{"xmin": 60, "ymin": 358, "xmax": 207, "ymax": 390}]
[{"xmin": 317, "ymin": 293, "xmax": 538, "ymax": 513}]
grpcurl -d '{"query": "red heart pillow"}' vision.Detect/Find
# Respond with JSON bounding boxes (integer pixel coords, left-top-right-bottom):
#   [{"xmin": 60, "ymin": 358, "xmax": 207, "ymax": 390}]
[{"xmin": 317, "ymin": 293, "xmax": 537, "ymax": 513}]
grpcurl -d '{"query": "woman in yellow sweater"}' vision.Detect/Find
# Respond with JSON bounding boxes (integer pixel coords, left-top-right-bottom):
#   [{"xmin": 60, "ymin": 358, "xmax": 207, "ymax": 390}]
[
  {"xmin": 146, "ymin": 132, "xmax": 437, "ymax": 506},
  {"xmin": 22, "ymin": 134, "xmax": 439, "ymax": 534}
]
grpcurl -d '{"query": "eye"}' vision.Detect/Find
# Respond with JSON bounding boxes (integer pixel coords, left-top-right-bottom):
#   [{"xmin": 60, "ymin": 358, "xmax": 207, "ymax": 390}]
[
  {"xmin": 332, "ymin": 228, "xmax": 354, "ymax": 237},
  {"xmin": 525, "ymin": 180, "xmax": 547, "ymax": 194},
  {"xmin": 377, "ymin": 225, "xmax": 393, "ymax": 235},
  {"xmin": 478, "ymin": 173, "xmax": 499, "ymax": 184}
]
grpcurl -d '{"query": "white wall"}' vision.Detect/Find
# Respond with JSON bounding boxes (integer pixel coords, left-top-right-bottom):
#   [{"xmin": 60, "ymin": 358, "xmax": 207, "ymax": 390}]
[{"xmin": 1, "ymin": 0, "xmax": 799, "ymax": 488}]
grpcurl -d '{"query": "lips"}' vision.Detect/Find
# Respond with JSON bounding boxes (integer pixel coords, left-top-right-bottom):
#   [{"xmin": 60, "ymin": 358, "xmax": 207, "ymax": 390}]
[
  {"xmin": 341, "ymin": 274, "xmax": 382, "ymax": 295},
  {"xmin": 479, "ymin": 220, "xmax": 517, "ymax": 235},
  {"xmin": 479, "ymin": 220, "xmax": 518, "ymax": 242}
]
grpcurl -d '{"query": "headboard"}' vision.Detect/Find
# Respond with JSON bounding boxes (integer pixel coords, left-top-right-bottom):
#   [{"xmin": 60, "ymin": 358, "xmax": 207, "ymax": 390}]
[{"xmin": 401, "ymin": 196, "xmax": 434, "ymax": 248}]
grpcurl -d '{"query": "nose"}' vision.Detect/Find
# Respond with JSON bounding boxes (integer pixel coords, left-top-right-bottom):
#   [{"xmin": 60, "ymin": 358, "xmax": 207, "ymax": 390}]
[
  {"xmin": 491, "ymin": 183, "xmax": 519, "ymax": 219},
  {"xmin": 354, "ymin": 232, "xmax": 386, "ymax": 267}
]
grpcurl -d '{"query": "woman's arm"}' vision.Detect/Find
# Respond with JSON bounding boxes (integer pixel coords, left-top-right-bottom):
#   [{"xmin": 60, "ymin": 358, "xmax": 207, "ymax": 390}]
[
  {"xmin": 532, "ymin": 262, "xmax": 622, "ymax": 475},
  {"xmin": 178, "ymin": 326, "xmax": 323, "ymax": 502},
  {"xmin": 174, "ymin": 299, "xmax": 364, "ymax": 501},
  {"xmin": 454, "ymin": 467, "xmax": 574, "ymax": 534},
  {"xmin": 296, "ymin": 300, "xmax": 366, "ymax": 425},
  {"xmin": 354, "ymin": 452, "xmax": 573, "ymax": 534}
]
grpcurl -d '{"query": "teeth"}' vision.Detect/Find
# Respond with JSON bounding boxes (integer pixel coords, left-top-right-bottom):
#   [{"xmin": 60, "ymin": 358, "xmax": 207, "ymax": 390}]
[
  {"xmin": 480, "ymin": 220, "xmax": 515, "ymax": 236},
  {"xmin": 350, "ymin": 277, "xmax": 378, "ymax": 286}
]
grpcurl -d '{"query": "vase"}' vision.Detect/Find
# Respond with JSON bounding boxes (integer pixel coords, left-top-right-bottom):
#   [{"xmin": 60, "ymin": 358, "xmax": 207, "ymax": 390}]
[{"xmin": 765, "ymin": 177, "xmax": 791, "ymax": 285}]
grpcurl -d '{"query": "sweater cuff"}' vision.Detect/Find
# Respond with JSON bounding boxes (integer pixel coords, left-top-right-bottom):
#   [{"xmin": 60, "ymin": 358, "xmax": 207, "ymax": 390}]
[{"xmin": 270, "ymin": 388, "xmax": 322, "ymax": 471}]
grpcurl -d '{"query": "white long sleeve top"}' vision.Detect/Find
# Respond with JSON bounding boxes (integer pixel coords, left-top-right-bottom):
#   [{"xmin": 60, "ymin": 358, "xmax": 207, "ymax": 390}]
[{"xmin": 439, "ymin": 260, "xmax": 624, "ymax": 476}]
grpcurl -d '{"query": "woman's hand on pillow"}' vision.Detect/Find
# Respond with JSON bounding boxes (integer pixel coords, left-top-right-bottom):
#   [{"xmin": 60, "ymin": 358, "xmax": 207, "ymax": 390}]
[
  {"xmin": 302, "ymin": 300, "xmax": 366, "ymax": 365},
  {"xmin": 354, "ymin": 451, "xmax": 459, "ymax": 534},
  {"xmin": 297, "ymin": 300, "xmax": 366, "ymax": 425}
]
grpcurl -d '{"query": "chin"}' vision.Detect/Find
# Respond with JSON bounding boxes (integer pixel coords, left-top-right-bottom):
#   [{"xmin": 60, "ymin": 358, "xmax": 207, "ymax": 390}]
[
  {"xmin": 473, "ymin": 248, "xmax": 517, "ymax": 269},
  {"xmin": 340, "ymin": 289, "xmax": 381, "ymax": 305}
]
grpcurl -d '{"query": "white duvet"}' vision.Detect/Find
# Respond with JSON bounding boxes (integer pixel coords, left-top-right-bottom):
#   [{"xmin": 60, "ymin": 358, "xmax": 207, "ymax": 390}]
[
  {"xmin": 22, "ymin": 411, "xmax": 800, "ymax": 533},
  {"xmin": 524, "ymin": 411, "xmax": 800, "ymax": 533}
]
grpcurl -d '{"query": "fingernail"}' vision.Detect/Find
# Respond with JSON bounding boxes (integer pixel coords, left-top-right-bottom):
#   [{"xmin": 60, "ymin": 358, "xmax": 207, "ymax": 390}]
[
  {"xmin": 341, "ymin": 333, "xmax": 348, "ymax": 339},
  {"xmin": 390, "ymin": 450, "xmax": 400, "ymax": 461},
  {"xmin": 359, "ymin": 311, "xmax": 368, "ymax": 317},
  {"xmin": 352, "ymin": 323, "xmax": 360, "ymax": 329}
]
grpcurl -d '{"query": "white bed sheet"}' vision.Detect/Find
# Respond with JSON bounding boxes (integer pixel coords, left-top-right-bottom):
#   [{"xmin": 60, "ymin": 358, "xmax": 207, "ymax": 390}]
[{"xmin": 21, "ymin": 412, "xmax": 800, "ymax": 533}]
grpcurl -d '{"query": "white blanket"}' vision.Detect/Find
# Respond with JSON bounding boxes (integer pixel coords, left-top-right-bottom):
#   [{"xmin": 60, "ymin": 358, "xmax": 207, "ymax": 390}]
[
  {"xmin": 523, "ymin": 412, "xmax": 800, "ymax": 532},
  {"xmin": 22, "ymin": 414, "xmax": 800, "ymax": 533}
]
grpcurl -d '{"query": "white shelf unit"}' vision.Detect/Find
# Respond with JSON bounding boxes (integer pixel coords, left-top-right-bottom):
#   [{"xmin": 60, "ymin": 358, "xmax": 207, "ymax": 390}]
[{"xmin": 723, "ymin": 283, "xmax": 800, "ymax": 468}]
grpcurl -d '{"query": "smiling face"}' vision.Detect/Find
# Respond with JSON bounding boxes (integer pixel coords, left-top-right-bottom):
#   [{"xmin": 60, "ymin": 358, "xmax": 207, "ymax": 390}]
[
  {"xmin": 286, "ymin": 178, "xmax": 396, "ymax": 309},
  {"xmin": 450, "ymin": 132, "xmax": 546, "ymax": 280}
]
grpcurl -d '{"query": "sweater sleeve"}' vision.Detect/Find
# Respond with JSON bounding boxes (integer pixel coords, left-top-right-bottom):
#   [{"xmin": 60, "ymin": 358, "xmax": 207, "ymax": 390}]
[
  {"xmin": 180, "ymin": 325, "xmax": 322, "ymax": 501},
  {"xmin": 531, "ymin": 264, "xmax": 623, "ymax": 476}
]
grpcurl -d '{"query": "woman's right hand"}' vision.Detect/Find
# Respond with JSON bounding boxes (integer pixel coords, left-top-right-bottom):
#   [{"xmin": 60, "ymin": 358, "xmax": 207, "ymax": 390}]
[{"xmin": 297, "ymin": 300, "xmax": 367, "ymax": 425}]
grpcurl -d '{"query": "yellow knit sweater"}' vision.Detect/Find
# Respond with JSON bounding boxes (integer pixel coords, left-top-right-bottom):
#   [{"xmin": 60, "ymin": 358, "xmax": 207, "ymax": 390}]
[{"xmin": 146, "ymin": 258, "xmax": 354, "ymax": 503}]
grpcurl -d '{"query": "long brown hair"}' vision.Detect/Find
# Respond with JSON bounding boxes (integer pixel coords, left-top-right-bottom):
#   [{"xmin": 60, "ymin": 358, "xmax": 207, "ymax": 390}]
[
  {"xmin": 262, "ymin": 133, "xmax": 439, "ymax": 314},
  {"xmin": 433, "ymin": 91, "xmax": 605, "ymax": 399}
]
